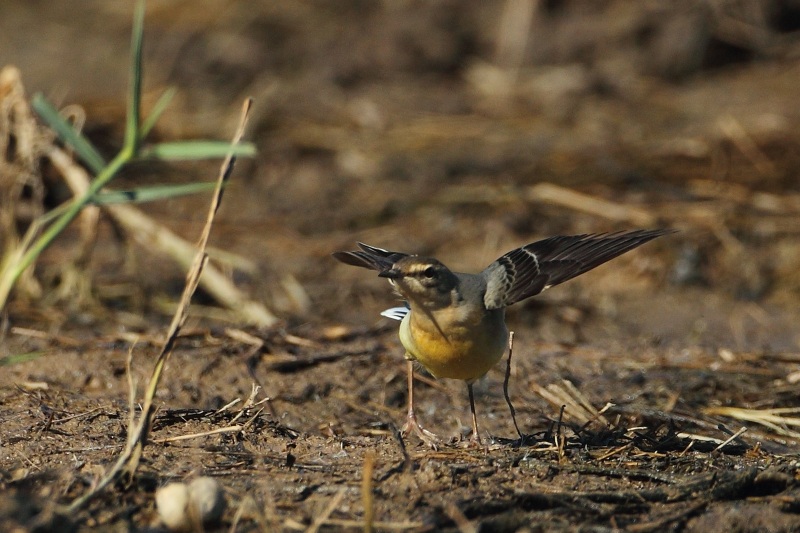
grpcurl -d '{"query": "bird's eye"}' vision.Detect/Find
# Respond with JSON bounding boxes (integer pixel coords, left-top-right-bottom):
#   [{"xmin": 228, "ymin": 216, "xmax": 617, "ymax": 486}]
[{"xmin": 423, "ymin": 266, "xmax": 436, "ymax": 278}]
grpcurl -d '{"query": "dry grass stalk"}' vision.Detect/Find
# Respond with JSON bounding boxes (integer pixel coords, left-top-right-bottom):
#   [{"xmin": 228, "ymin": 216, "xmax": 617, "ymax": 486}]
[
  {"xmin": 66, "ymin": 98, "xmax": 254, "ymax": 514},
  {"xmin": 108, "ymin": 202, "xmax": 278, "ymax": 326},
  {"xmin": 443, "ymin": 502, "xmax": 478, "ymax": 533},
  {"xmin": 126, "ymin": 97, "xmax": 255, "ymax": 475},
  {"xmin": 494, "ymin": 0, "xmax": 536, "ymax": 72},
  {"xmin": 0, "ymin": 66, "xmax": 49, "ymax": 301},
  {"xmin": 44, "ymin": 144, "xmax": 277, "ymax": 326},
  {"xmin": 713, "ymin": 427, "xmax": 748, "ymax": 453},
  {"xmin": 1, "ymin": 65, "xmax": 272, "ymax": 322},
  {"xmin": 526, "ymin": 183, "xmax": 657, "ymax": 226},
  {"xmin": 718, "ymin": 114, "xmax": 776, "ymax": 176},
  {"xmin": 532, "ymin": 379, "xmax": 610, "ymax": 427},
  {"xmin": 43, "ymin": 146, "xmax": 101, "ymax": 306},
  {"xmin": 151, "ymin": 424, "xmax": 246, "ymax": 444},
  {"xmin": 305, "ymin": 487, "xmax": 347, "ymax": 533},
  {"xmin": 361, "ymin": 451, "xmax": 376, "ymax": 533},
  {"xmin": 296, "ymin": 519, "xmax": 423, "ymax": 531},
  {"xmin": 703, "ymin": 406, "xmax": 800, "ymax": 439},
  {"xmin": 434, "ymin": 182, "xmax": 658, "ymax": 226}
]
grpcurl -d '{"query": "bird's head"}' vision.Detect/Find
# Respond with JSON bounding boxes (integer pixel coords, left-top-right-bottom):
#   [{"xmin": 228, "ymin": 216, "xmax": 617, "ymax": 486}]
[{"xmin": 379, "ymin": 256, "xmax": 458, "ymax": 306}]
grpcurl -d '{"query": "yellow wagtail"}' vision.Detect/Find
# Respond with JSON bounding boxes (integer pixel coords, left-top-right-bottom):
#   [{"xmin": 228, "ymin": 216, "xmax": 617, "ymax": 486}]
[{"xmin": 333, "ymin": 229, "xmax": 672, "ymax": 446}]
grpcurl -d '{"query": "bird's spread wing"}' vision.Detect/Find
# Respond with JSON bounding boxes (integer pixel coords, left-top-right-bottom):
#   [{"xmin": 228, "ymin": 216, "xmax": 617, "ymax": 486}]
[
  {"xmin": 483, "ymin": 229, "xmax": 673, "ymax": 309},
  {"xmin": 332, "ymin": 242, "xmax": 408, "ymax": 272}
]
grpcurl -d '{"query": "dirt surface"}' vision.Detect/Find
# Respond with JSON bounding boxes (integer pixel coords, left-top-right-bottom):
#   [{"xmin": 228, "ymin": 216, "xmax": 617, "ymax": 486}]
[{"xmin": 2, "ymin": 1, "xmax": 800, "ymax": 531}]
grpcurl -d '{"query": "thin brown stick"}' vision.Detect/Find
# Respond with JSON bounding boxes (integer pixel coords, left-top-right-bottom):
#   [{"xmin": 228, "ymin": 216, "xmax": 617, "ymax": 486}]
[
  {"xmin": 125, "ymin": 98, "xmax": 254, "ymax": 477},
  {"xmin": 298, "ymin": 519, "xmax": 423, "ymax": 531},
  {"xmin": 108, "ymin": 203, "xmax": 277, "ymax": 327},
  {"xmin": 443, "ymin": 502, "xmax": 478, "ymax": 533},
  {"xmin": 305, "ymin": 487, "xmax": 347, "ymax": 533},
  {"xmin": 713, "ymin": 427, "xmax": 748, "ymax": 453},
  {"xmin": 66, "ymin": 98, "xmax": 254, "ymax": 514},
  {"xmin": 151, "ymin": 425, "xmax": 245, "ymax": 443},
  {"xmin": 526, "ymin": 182, "xmax": 656, "ymax": 226},
  {"xmin": 502, "ymin": 331, "xmax": 523, "ymax": 439},
  {"xmin": 361, "ymin": 451, "xmax": 376, "ymax": 533},
  {"xmin": 718, "ymin": 114, "xmax": 776, "ymax": 176}
]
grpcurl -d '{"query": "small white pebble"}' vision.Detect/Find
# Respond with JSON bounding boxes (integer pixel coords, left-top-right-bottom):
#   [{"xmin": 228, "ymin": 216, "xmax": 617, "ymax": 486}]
[
  {"xmin": 717, "ymin": 348, "xmax": 735, "ymax": 362},
  {"xmin": 156, "ymin": 478, "xmax": 225, "ymax": 531},
  {"xmin": 156, "ymin": 482, "xmax": 191, "ymax": 531},
  {"xmin": 188, "ymin": 476, "xmax": 226, "ymax": 524}
]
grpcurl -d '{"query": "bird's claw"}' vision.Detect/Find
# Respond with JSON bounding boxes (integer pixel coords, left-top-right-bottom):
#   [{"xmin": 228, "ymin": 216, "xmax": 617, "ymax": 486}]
[{"xmin": 401, "ymin": 413, "xmax": 441, "ymax": 450}]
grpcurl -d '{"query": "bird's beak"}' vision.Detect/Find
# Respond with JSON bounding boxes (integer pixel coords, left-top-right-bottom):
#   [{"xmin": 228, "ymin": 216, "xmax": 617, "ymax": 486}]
[{"xmin": 379, "ymin": 268, "xmax": 402, "ymax": 279}]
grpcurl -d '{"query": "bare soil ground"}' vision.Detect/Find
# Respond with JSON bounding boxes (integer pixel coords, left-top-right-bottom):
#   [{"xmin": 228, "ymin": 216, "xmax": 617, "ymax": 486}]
[{"xmin": 2, "ymin": 2, "xmax": 800, "ymax": 531}]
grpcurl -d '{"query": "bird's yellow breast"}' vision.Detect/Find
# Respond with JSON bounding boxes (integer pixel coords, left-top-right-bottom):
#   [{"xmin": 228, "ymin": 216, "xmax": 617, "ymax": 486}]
[{"xmin": 399, "ymin": 307, "xmax": 508, "ymax": 381}]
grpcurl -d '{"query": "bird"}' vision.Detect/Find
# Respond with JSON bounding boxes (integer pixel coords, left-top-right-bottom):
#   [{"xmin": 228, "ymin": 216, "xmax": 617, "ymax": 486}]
[{"xmin": 333, "ymin": 229, "xmax": 672, "ymax": 447}]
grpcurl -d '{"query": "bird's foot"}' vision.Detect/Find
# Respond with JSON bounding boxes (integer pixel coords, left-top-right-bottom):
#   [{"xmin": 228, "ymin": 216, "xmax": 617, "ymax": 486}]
[
  {"xmin": 458, "ymin": 431, "xmax": 486, "ymax": 449},
  {"xmin": 468, "ymin": 432, "xmax": 482, "ymax": 447},
  {"xmin": 401, "ymin": 412, "xmax": 441, "ymax": 449}
]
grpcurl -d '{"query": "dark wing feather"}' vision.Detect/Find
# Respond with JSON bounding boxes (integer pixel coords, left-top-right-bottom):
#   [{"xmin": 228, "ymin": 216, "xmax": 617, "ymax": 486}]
[
  {"xmin": 483, "ymin": 229, "xmax": 673, "ymax": 309},
  {"xmin": 332, "ymin": 242, "xmax": 409, "ymax": 272}
]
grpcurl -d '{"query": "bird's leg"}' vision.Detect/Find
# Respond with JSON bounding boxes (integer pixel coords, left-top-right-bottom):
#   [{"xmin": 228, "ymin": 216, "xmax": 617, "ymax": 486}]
[
  {"xmin": 401, "ymin": 360, "xmax": 440, "ymax": 448},
  {"xmin": 467, "ymin": 382, "xmax": 481, "ymax": 445}
]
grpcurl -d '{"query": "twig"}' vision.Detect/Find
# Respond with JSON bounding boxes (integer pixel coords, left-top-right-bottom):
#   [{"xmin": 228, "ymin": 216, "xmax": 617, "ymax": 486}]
[
  {"xmin": 228, "ymin": 497, "xmax": 249, "ymax": 533},
  {"xmin": 214, "ymin": 398, "xmax": 242, "ymax": 414},
  {"xmin": 533, "ymin": 379, "xmax": 609, "ymax": 427},
  {"xmin": 108, "ymin": 202, "xmax": 278, "ymax": 327},
  {"xmin": 556, "ymin": 405, "xmax": 566, "ymax": 463},
  {"xmin": 713, "ymin": 426, "xmax": 748, "ymax": 453},
  {"xmin": 51, "ymin": 407, "xmax": 106, "ymax": 424},
  {"xmin": 227, "ymin": 383, "xmax": 263, "ymax": 425},
  {"xmin": 594, "ymin": 442, "xmax": 634, "ymax": 462},
  {"xmin": 124, "ymin": 97, "xmax": 254, "ymax": 477},
  {"xmin": 65, "ymin": 98, "xmax": 253, "ymax": 514},
  {"xmin": 151, "ymin": 425, "xmax": 245, "ymax": 443},
  {"xmin": 392, "ymin": 423, "xmax": 412, "ymax": 473},
  {"xmin": 563, "ymin": 380, "xmax": 610, "ymax": 426},
  {"xmin": 718, "ymin": 114, "xmax": 776, "ymax": 176},
  {"xmin": 46, "ymin": 141, "xmax": 100, "ymax": 276},
  {"xmin": 305, "ymin": 487, "xmax": 347, "ymax": 533},
  {"xmin": 361, "ymin": 451, "xmax": 376, "ymax": 533},
  {"xmin": 295, "ymin": 519, "xmax": 423, "ymax": 530},
  {"xmin": 502, "ymin": 331, "xmax": 523, "ymax": 439},
  {"xmin": 443, "ymin": 502, "xmax": 478, "ymax": 533},
  {"xmin": 494, "ymin": 0, "xmax": 535, "ymax": 71},
  {"xmin": 703, "ymin": 406, "xmax": 800, "ymax": 439},
  {"xmin": 265, "ymin": 348, "xmax": 373, "ymax": 372},
  {"xmin": 526, "ymin": 182, "xmax": 657, "ymax": 226}
]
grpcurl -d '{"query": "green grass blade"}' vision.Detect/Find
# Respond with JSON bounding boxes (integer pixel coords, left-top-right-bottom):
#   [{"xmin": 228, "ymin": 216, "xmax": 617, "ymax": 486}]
[
  {"xmin": 140, "ymin": 86, "xmax": 177, "ymax": 138},
  {"xmin": 31, "ymin": 94, "xmax": 106, "ymax": 173},
  {"xmin": 138, "ymin": 141, "xmax": 256, "ymax": 161},
  {"xmin": 34, "ymin": 201, "xmax": 72, "ymax": 226},
  {"xmin": 125, "ymin": 0, "xmax": 146, "ymax": 154},
  {"xmin": 89, "ymin": 182, "xmax": 220, "ymax": 205},
  {"xmin": 0, "ymin": 351, "xmax": 45, "ymax": 366}
]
